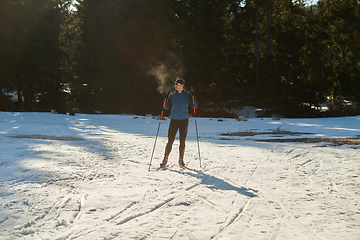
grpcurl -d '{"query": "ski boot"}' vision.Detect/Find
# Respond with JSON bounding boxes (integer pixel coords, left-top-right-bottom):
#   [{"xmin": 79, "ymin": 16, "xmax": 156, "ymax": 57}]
[
  {"xmin": 159, "ymin": 155, "xmax": 168, "ymax": 168},
  {"xmin": 179, "ymin": 156, "xmax": 185, "ymax": 168}
]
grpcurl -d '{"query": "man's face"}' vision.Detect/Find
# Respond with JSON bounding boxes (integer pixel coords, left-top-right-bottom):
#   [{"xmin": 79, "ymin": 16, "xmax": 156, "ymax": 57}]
[{"xmin": 175, "ymin": 83, "xmax": 184, "ymax": 92}]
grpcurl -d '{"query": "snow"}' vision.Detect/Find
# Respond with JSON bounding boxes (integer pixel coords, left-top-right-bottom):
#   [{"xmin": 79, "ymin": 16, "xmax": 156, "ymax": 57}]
[{"xmin": 1, "ymin": 112, "xmax": 360, "ymax": 240}]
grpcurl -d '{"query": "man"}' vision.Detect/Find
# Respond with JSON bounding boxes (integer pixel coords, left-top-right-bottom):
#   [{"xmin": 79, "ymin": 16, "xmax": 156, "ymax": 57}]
[{"xmin": 160, "ymin": 78, "xmax": 197, "ymax": 168}]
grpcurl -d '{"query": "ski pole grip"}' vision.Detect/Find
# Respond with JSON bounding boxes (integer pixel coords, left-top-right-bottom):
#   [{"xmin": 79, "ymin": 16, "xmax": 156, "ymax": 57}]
[
  {"xmin": 192, "ymin": 95, "xmax": 196, "ymax": 115},
  {"xmin": 163, "ymin": 99, "xmax": 166, "ymax": 108},
  {"xmin": 162, "ymin": 92, "xmax": 168, "ymax": 109}
]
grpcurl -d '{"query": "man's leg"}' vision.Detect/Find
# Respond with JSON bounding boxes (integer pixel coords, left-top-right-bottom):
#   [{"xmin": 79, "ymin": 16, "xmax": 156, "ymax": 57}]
[
  {"xmin": 178, "ymin": 119, "xmax": 189, "ymax": 158},
  {"xmin": 160, "ymin": 120, "xmax": 179, "ymax": 168},
  {"xmin": 164, "ymin": 120, "xmax": 179, "ymax": 156}
]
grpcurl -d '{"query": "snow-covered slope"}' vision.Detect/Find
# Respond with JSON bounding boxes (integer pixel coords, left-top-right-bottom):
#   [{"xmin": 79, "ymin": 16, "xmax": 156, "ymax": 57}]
[{"xmin": 1, "ymin": 112, "xmax": 359, "ymax": 239}]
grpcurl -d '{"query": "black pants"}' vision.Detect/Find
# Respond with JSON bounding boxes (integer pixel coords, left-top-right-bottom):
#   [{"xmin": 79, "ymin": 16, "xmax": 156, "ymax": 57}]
[{"xmin": 164, "ymin": 119, "xmax": 189, "ymax": 158}]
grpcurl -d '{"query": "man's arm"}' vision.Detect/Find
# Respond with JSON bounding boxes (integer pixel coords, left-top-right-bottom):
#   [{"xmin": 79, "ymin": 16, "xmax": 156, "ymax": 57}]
[
  {"xmin": 165, "ymin": 93, "xmax": 172, "ymax": 110},
  {"xmin": 189, "ymin": 93, "xmax": 197, "ymax": 109}
]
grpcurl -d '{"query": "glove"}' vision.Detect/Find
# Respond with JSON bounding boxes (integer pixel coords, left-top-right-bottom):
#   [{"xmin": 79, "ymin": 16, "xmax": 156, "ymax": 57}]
[
  {"xmin": 190, "ymin": 87, "xmax": 196, "ymax": 97},
  {"xmin": 163, "ymin": 91, "xmax": 169, "ymax": 100}
]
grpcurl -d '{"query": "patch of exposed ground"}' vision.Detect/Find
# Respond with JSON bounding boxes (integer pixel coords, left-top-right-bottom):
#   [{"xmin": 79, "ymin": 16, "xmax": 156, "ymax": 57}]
[
  {"xmin": 222, "ymin": 131, "xmax": 360, "ymax": 147},
  {"xmin": 222, "ymin": 130, "xmax": 313, "ymax": 137},
  {"xmin": 256, "ymin": 137, "xmax": 360, "ymax": 146},
  {"xmin": 10, "ymin": 134, "xmax": 84, "ymax": 141}
]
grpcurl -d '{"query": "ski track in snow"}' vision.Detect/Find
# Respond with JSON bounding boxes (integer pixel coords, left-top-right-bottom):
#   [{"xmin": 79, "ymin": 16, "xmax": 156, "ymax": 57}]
[{"xmin": 0, "ymin": 112, "xmax": 360, "ymax": 239}]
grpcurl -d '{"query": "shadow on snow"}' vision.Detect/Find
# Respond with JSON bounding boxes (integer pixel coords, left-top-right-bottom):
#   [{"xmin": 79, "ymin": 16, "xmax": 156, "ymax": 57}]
[{"xmin": 170, "ymin": 169, "xmax": 258, "ymax": 198}]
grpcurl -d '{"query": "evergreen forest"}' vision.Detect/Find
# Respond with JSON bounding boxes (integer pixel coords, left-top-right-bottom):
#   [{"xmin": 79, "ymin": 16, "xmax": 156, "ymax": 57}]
[{"xmin": 1, "ymin": 0, "xmax": 360, "ymax": 117}]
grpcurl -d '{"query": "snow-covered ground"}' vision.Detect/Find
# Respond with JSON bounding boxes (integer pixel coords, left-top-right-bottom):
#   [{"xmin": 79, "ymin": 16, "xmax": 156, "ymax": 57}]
[{"xmin": 1, "ymin": 112, "xmax": 360, "ymax": 240}]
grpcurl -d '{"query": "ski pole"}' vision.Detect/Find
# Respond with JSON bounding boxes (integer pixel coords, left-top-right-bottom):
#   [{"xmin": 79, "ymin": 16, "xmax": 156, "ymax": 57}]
[
  {"xmin": 191, "ymin": 89, "xmax": 201, "ymax": 168},
  {"xmin": 148, "ymin": 95, "xmax": 167, "ymax": 171}
]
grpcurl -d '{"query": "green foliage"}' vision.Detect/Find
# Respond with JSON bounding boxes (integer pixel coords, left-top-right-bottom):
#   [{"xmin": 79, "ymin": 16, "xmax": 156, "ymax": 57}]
[
  {"xmin": 0, "ymin": 0, "xmax": 75, "ymax": 111},
  {"xmin": 1, "ymin": 0, "xmax": 359, "ymax": 116},
  {"xmin": 316, "ymin": 0, "xmax": 360, "ymax": 107},
  {"xmin": 74, "ymin": 0, "xmax": 171, "ymax": 114}
]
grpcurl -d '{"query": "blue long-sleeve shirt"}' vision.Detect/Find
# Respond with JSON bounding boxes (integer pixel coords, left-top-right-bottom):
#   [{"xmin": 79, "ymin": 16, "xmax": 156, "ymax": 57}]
[{"xmin": 165, "ymin": 90, "xmax": 197, "ymax": 120}]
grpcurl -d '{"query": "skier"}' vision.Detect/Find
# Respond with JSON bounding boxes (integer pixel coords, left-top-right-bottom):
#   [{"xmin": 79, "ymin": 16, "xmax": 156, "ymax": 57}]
[{"xmin": 159, "ymin": 78, "xmax": 197, "ymax": 168}]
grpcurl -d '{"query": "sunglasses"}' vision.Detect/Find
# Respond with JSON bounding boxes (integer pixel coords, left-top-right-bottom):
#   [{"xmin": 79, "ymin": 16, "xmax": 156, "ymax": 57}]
[{"xmin": 175, "ymin": 83, "xmax": 181, "ymax": 86}]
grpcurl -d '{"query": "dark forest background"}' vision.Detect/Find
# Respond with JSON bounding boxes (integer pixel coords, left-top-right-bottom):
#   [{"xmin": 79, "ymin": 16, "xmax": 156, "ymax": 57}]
[{"xmin": 1, "ymin": 0, "xmax": 360, "ymax": 117}]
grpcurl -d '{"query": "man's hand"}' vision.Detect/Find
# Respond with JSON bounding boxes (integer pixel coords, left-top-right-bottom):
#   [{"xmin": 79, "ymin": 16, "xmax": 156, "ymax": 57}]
[
  {"xmin": 163, "ymin": 91, "xmax": 169, "ymax": 99},
  {"xmin": 190, "ymin": 87, "xmax": 195, "ymax": 97}
]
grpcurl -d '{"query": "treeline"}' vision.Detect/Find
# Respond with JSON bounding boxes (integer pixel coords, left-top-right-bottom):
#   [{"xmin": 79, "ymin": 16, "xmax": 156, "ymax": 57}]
[{"xmin": 1, "ymin": 0, "xmax": 360, "ymax": 117}]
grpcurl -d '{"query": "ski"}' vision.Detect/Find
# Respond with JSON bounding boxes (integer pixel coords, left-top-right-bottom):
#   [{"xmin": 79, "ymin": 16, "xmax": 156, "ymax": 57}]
[
  {"xmin": 152, "ymin": 164, "xmax": 195, "ymax": 171},
  {"xmin": 154, "ymin": 163, "xmax": 173, "ymax": 171},
  {"xmin": 179, "ymin": 165, "xmax": 195, "ymax": 171},
  {"xmin": 156, "ymin": 166, "xmax": 167, "ymax": 171}
]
